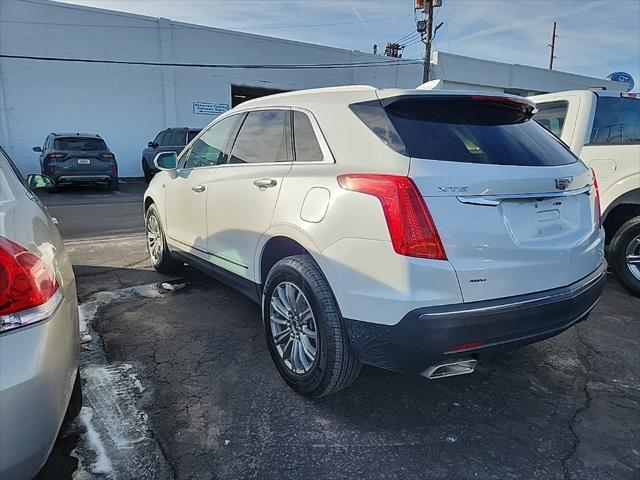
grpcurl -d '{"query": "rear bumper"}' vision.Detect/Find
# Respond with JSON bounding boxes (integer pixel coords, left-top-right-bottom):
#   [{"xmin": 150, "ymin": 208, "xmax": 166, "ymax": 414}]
[
  {"xmin": 344, "ymin": 261, "xmax": 607, "ymax": 375},
  {"xmin": 54, "ymin": 174, "xmax": 115, "ymax": 184},
  {"xmin": 0, "ymin": 296, "xmax": 79, "ymax": 480}
]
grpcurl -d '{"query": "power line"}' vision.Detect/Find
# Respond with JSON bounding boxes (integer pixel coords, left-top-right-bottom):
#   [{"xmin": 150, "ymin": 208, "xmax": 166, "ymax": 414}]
[
  {"xmin": 0, "ymin": 53, "xmax": 422, "ymax": 70},
  {"xmin": 396, "ymin": 30, "xmax": 419, "ymax": 43},
  {"xmin": 400, "ymin": 33, "xmax": 422, "ymax": 45}
]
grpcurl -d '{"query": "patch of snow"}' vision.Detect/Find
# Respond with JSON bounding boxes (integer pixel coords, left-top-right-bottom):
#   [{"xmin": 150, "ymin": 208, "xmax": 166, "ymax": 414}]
[
  {"xmin": 445, "ymin": 435, "xmax": 458, "ymax": 443},
  {"xmin": 79, "ymin": 281, "xmax": 188, "ymax": 333},
  {"xmin": 118, "ymin": 364, "xmax": 145, "ymax": 393},
  {"xmin": 125, "ymin": 284, "xmax": 162, "ymax": 298},
  {"xmin": 78, "ymin": 407, "xmax": 113, "ymax": 476},
  {"xmin": 81, "ymin": 334, "xmax": 93, "ymax": 344},
  {"xmin": 612, "ymin": 378, "xmax": 640, "ymax": 391},
  {"xmin": 79, "ymin": 290, "xmax": 125, "ymax": 334}
]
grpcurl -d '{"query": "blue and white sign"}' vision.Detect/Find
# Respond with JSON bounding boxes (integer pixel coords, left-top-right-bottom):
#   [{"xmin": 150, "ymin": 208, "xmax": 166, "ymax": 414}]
[
  {"xmin": 607, "ymin": 72, "xmax": 635, "ymax": 92},
  {"xmin": 193, "ymin": 102, "xmax": 229, "ymax": 115}
]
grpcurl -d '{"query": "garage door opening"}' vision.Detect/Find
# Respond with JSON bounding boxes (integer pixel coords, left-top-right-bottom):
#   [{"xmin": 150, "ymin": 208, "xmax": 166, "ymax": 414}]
[{"xmin": 231, "ymin": 85, "xmax": 289, "ymax": 107}]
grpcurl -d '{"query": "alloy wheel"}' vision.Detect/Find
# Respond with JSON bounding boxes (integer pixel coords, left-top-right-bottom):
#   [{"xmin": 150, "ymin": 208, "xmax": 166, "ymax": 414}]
[
  {"xmin": 626, "ymin": 234, "xmax": 640, "ymax": 281},
  {"xmin": 269, "ymin": 282, "xmax": 318, "ymax": 375},
  {"xmin": 146, "ymin": 213, "xmax": 162, "ymax": 264}
]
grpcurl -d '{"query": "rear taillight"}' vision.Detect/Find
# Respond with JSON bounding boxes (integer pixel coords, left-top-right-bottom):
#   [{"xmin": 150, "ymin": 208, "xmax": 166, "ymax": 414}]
[
  {"xmin": 46, "ymin": 151, "xmax": 66, "ymax": 160},
  {"xmin": 337, "ymin": 174, "xmax": 447, "ymax": 260},
  {"xmin": 591, "ymin": 169, "xmax": 602, "ymax": 228},
  {"xmin": 99, "ymin": 152, "xmax": 115, "ymax": 160},
  {"xmin": 0, "ymin": 237, "xmax": 60, "ymax": 333}
]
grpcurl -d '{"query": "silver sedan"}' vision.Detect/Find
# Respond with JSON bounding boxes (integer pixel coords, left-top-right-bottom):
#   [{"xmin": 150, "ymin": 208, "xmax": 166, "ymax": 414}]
[{"xmin": 0, "ymin": 147, "xmax": 80, "ymax": 480}]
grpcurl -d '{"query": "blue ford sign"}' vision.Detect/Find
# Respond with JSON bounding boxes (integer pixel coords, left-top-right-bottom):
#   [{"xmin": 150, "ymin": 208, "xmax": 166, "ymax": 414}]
[{"xmin": 607, "ymin": 72, "xmax": 635, "ymax": 92}]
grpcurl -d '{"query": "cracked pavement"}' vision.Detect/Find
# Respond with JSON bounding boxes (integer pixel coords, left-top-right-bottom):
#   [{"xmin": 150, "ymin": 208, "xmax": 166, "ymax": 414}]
[{"xmin": 35, "ymin": 180, "xmax": 640, "ymax": 479}]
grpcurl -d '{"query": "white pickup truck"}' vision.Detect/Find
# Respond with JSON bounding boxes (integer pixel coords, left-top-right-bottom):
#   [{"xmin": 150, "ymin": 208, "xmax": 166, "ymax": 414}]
[{"xmin": 531, "ymin": 89, "xmax": 640, "ymax": 296}]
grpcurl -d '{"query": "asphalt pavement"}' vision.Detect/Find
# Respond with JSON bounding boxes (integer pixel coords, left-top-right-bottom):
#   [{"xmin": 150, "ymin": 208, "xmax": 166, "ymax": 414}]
[{"xmin": 35, "ymin": 179, "xmax": 640, "ymax": 480}]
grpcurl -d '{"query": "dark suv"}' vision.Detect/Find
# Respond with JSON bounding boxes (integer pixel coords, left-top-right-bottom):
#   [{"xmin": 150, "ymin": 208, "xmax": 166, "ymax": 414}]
[
  {"xmin": 141, "ymin": 127, "xmax": 201, "ymax": 182},
  {"xmin": 33, "ymin": 133, "xmax": 118, "ymax": 191}
]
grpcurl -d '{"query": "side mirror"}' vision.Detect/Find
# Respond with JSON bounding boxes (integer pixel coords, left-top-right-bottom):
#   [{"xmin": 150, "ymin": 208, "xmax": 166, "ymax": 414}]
[
  {"xmin": 147, "ymin": 142, "xmax": 155, "ymax": 148},
  {"xmin": 26, "ymin": 174, "xmax": 55, "ymax": 189},
  {"xmin": 154, "ymin": 151, "xmax": 177, "ymax": 171},
  {"xmin": 33, "ymin": 146, "xmax": 42, "ymax": 153}
]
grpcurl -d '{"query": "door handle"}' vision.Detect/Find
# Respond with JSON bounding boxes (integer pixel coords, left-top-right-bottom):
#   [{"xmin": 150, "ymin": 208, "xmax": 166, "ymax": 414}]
[
  {"xmin": 253, "ymin": 178, "xmax": 277, "ymax": 189},
  {"xmin": 192, "ymin": 185, "xmax": 206, "ymax": 193}
]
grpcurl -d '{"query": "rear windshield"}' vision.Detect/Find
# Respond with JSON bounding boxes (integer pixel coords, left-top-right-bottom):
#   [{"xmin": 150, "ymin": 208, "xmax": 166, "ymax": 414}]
[
  {"xmin": 351, "ymin": 96, "xmax": 577, "ymax": 166},
  {"xmin": 54, "ymin": 137, "xmax": 107, "ymax": 151}
]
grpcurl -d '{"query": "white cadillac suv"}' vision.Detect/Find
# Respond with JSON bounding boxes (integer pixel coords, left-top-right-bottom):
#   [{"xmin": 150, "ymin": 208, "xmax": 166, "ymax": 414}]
[{"xmin": 143, "ymin": 86, "xmax": 606, "ymax": 397}]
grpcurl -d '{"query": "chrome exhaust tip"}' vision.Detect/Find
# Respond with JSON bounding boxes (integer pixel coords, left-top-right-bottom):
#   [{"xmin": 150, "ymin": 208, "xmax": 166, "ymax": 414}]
[{"xmin": 421, "ymin": 359, "xmax": 478, "ymax": 380}]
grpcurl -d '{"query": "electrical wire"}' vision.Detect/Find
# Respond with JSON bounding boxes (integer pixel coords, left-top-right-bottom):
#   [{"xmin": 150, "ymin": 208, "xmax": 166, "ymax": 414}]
[
  {"xmin": 399, "ymin": 33, "xmax": 422, "ymax": 46},
  {"xmin": 0, "ymin": 53, "xmax": 422, "ymax": 70},
  {"xmin": 396, "ymin": 30, "xmax": 419, "ymax": 44}
]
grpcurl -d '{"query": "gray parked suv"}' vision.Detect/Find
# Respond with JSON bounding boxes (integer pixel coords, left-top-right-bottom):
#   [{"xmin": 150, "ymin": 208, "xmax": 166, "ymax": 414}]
[
  {"xmin": 141, "ymin": 127, "xmax": 200, "ymax": 182},
  {"xmin": 33, "ymin": 133, "xmax": 118, "ymax": 192}
]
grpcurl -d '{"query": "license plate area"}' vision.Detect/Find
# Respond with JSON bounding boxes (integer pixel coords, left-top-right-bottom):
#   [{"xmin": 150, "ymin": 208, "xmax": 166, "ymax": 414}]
[
  {"xmin": 501, "ymin": 195, "xmax": 586, "ymax": 243},
  {"xmin": 77, "ymin": 158, "xmax": 91, "ymax": 165}
]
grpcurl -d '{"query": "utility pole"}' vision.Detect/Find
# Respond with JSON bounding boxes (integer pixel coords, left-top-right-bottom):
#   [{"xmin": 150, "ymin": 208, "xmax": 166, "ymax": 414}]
[
  {"xmin": 548, "ymin": 21, "xmax": 558, "ymax": 70},
  {"xmin": 423, "ymin": 0, "xmax": 434, "ymax": 82}
]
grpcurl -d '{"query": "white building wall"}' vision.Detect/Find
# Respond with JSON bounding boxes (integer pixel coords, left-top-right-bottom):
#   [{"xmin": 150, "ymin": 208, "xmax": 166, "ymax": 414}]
[
  {"xmin": 431, "ymin": 52, "xmax": 628, "ymax": 95},
  {"xmin": 0, "ymin": 0, "xmax": 420, "ymax": 176}
]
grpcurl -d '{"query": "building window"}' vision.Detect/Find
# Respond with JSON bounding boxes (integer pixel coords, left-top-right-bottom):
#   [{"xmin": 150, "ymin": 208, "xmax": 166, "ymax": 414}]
[{"xmin": 231, "ymin": 85, "xmax": 288, "ymax": 108}]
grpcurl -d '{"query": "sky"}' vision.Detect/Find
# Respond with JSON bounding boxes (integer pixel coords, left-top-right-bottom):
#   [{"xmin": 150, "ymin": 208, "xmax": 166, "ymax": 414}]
[{"xmin": 58, "ymin": 0, "xmax": 640, "ymax": 86}]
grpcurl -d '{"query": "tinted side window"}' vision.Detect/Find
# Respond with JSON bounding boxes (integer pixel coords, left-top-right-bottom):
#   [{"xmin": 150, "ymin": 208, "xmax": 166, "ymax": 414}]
[
  {"xmin": 229, "ymin": 110, "xmax": 289, "ymax": 164},
  {"xmin": 589, "ymin": 97, "xmax": 640, "ymax": 145},
  {"xmin": 533, "ymin": 101, "xmax": 568, "ymax": 137},
  {"xmin": 293, "ymin": 111, "xmax": 323, "ymax": 162},
  {"xmin": 154, "ymin": 131, "xmax": 166, "ymax": 146},
  {"xmin": 187, "ymin": 130, "xmax": 200, "ymax": 143},
  {"xmin": 167, "ymin": 131, "xmax": 185, "ymax": 146},
  {"xmin": 182, "ymin": 116, "xmax": 237, "ymax": 169}
]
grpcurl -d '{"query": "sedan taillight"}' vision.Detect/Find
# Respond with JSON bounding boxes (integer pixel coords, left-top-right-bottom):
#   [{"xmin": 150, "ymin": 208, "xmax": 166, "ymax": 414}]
[{"xmin": 0, "ymin": 237, "xmax": 60, "ymax": 332}]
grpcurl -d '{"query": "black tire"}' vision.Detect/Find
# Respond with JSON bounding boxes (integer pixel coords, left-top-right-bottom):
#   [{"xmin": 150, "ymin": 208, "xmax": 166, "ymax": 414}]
[
  {"xmin": 143, "ymin": 160, "xmax": 153, "ymax": 183},
  {"xmin": 145, "ymin": 204, "xmax": 183, "ymax": 274},
  {"xmin": 263, "ymin": 255, "xmax": 361, "ymax": 398},
  {"xmin": 609, "ymin": 216, "xmax": 640, "ymax": 297},
  {"xmin": 109, "ymin": 178, "xmax": 119, "ymax": 191},
  {"xmin": 63, "ymin": 369, "xmax": 82, "ymax": 425}
]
